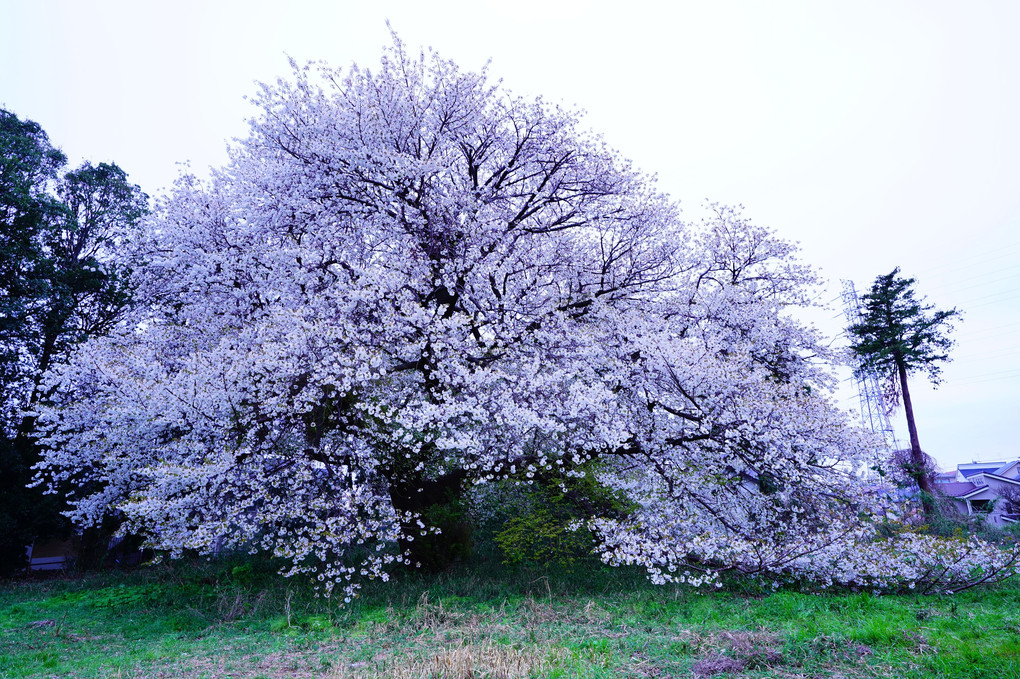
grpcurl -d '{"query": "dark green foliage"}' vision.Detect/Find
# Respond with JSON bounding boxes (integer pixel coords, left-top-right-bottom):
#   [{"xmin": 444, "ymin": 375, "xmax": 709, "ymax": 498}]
[
  {"xmin": 0, "ymin": 110, "xmax": 70, "ymax": 574},
  {"xmin": 848, "ymin": 268, "xmax": 959, "ymax": 386},
  {"xmin": 848, "ymin": 268, "xmax": 959, "ymax": 507},
  {"xmin": 407, "ymin": 491, "xmax": 474, "ymax": 572},
  {"xmin": 482, "ymin": 460, "xmax": 636, "ymax": 570},
  {"xmin": 0, "ymin": 109, "xmax": 147, "ymax": 574},
  {"xmin": 0, "ymin": 110, "xmax": 66, "ymax": 421},
  {"xmin": 885, "ymin": 495, "xmax": 1020, "ymax": 549},
  {"xmin": 0, "ymin": 436, "xmax": 70, "ymax": 575}
]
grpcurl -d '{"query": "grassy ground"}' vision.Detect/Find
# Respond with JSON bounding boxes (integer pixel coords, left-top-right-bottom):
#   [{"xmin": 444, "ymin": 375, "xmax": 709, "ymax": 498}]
[{"xmin": 2, "ymin": 557, "xmax": 1020, "ymax": 678}]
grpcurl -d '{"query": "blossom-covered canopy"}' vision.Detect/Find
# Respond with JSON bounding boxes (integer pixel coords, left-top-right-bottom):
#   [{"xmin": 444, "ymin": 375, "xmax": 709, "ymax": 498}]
[{"xmin": 36, "ymin": 38, "xmax": 1016, "ymax": 598}]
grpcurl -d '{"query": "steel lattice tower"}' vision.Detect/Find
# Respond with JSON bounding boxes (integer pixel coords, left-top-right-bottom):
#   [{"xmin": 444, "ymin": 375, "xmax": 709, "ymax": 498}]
[{"xmin": 841, "ymin": 280, "xmax": 898, "ymax": 450}]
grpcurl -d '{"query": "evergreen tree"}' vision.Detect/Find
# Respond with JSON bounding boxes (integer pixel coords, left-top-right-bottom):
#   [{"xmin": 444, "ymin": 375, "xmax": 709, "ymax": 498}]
[{"xmin": 848, "ymin": 267, "xmax": 959, "ymax": 513}]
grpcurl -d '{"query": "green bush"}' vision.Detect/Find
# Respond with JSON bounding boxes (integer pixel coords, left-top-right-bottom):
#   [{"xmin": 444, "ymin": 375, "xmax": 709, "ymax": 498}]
[
  {"xmin": 494, "ymin": 504, "xmax": 594, "ymax": 569},
  {"xmin": 478, "ymin": 460, "xmax": 635, "ymax": 570}
]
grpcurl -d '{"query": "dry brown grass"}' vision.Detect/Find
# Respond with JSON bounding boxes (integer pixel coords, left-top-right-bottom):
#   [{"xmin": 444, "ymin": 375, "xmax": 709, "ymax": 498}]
[
  {"xmin": 331, "ymin": 640, "xmax": 562, "ymax": 679},
  {"xmin": 689, "ymin": 629, "xmax": 786, "ymax": 677}
]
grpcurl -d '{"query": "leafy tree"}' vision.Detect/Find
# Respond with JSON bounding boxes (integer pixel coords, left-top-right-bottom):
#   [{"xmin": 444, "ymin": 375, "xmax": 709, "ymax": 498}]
[
  {"xmin": 0, "ymin": 109, "xmax": 147, "ymax": 574},
  {"xmin": 35, "ymin": 40, "xmax": 1014, "ymax": 597},
  {"xmin": 848, "ymin": 267, "xmax": 960, "ymax": 512},
  {"xmin": 1, "ymin": 110, "xmax": 66, "ymax": 418}
]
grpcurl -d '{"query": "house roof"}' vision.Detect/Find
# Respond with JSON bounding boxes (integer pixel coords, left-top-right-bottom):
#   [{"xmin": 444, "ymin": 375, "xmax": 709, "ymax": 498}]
[
  {"xmin": 959, "ymin": 466, "xmax": 1002, "ymax": 479},
  {"xmin": 980, "ymin": 473, "xmax": 1020, "ymax": 486},
  {"xmin": 994, "ymin": 460, "xmax": 1020, "ymax": 477},
  {"xmin": 959, "ymin": 484, "xmax": 998, "ymax": 499},
  {"xmin": 938, "ymin": 482, "xmax": 978, "ymax": 497}
]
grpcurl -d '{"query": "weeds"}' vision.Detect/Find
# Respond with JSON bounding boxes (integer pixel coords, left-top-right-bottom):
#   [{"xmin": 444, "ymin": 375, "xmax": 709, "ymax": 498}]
[
  {"xmin": 333, "ymin": 641, "xmax": 563, "ymax": 679},
  {"xmin": 1, "ymin": 557, "xmax": 1019, "ymax": 678}
]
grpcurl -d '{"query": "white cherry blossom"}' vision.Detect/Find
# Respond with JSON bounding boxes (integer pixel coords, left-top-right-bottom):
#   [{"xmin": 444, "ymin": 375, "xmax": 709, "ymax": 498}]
[{"xmin": 34, "ymin": 37, "xmax": 1016, "ymax": 597}]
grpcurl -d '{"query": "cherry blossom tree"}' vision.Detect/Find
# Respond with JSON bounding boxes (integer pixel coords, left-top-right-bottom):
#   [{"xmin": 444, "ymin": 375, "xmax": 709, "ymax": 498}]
[{"xmin": 34, "ymin": 38, "xmax": 1015, "ymax": 597}]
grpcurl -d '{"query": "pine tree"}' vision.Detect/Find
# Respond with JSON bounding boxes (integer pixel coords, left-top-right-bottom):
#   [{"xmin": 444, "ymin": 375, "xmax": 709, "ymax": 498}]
[{"xmin": 848, "ymin": 268, "xmax": 959, "ymax": 513}]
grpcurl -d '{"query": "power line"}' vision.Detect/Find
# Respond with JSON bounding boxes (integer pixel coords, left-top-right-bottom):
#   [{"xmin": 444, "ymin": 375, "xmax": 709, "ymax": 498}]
[
  {"xmin": 949, "ymin": 367, "xmax": 1020, "ymax": 386},
  {"xmin": 919, "ymin": 256, "xmax": 1020, "ymax": 280},
  {"xmin": 924, "ymin": 271, "xmax": 1020, "ymax": 297},
  {"xmin": 955, "ymin": 319, "xmax": 1020, "ymax": 337},
  {"xmin": 965, "ymin": 292, "xmax": 1020, "ymax": 311},
  {"xmin": 910, "ymin": 244, "xmax": 1020, "ymax": 280},
  {"xmin": 842, "ymin": 263, "xmax": 1020, "ymax": 314}
]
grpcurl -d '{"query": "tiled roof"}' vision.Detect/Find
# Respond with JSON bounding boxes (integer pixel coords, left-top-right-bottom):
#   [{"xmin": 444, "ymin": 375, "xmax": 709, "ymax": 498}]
[
  {"xmin": 937, "ymin": 482, "xmax": 978, "ymax": 497},
  {"xmin": 994, "ymin": 460, "xmax": 1020, "ymax": 477},
  {"xmin": 960, "ymin": 467, "xmax": 1001, "ymax": 478},
  {"xmin": 982, "ymin": 473, "xmax": 1020, "ymax": 485}
]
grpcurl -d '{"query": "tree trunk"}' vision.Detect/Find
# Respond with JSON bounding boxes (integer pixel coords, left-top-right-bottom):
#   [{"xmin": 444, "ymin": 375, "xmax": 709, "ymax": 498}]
[
  {"xmin": 15, "ymin": 302, "xmax": 67, "ymax": 440},
  {"xmin": 896, "ymin": 357, "xmax": 934, "ymax": 516},
  {"xmin": 77, "ymin": 523, "xmax": 115, "ymax": 571},
  {"xmin": 386, "ymin": 467, "xmax": 472, "ymax": 572}
]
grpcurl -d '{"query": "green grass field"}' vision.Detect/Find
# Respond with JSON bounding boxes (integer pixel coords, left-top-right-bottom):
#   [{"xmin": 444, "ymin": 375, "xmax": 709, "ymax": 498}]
[{"xmin": 2, "ymin": 558, "xmax": 1019, "ymax": 678}]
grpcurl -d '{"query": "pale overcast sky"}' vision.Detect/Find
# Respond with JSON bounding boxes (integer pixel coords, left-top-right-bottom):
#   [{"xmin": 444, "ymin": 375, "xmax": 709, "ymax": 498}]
[{"xmin": 2, "ymin": 0, "xmax": 1018, "ymax": 469}]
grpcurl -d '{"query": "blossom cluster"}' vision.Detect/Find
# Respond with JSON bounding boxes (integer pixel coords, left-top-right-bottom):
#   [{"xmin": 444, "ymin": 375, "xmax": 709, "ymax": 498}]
[{"xmin": 33, "ymin": 36, "xmax": 1016, "ymax": 597}]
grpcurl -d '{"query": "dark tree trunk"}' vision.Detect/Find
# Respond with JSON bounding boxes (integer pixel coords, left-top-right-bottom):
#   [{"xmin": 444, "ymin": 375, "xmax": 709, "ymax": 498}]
[
  {"xmin": 386, "ymin": 467, "xmax": 472, "ymax": 572},
  {"xmin": 77, "ymin": 523, "xmax": 114, "ymax": 571},
  {"xmin": 897, "ymin": 357, "xmax": 934, "ymax": 516}
]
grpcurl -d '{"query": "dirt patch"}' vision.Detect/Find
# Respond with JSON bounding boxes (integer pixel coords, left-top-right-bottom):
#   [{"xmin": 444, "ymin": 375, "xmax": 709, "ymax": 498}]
[
  {"xmin": 692, "ymin": 653, "xmax": 746, "ymax": 677},
  {"xmin": 691, "ymin": 630, "xmax": 785, "ymax": 676},
  {"xmin": 333, "ymin": 640, "xmax": 562, "ymax": 679}
]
